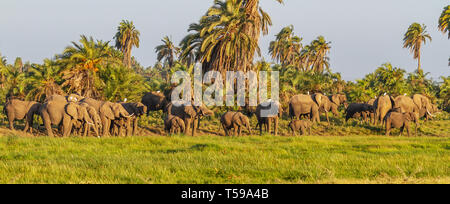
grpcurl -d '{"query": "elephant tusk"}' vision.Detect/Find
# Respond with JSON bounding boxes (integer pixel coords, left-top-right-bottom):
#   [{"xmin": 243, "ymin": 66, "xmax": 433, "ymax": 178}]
[{"xmin": 125, "ymin": 113, "xmax": 135, "ymax": 118}]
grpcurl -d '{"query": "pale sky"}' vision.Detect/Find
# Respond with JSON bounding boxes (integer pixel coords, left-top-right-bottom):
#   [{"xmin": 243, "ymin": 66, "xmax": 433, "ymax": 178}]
[{"xmin": 0, "ymin": 0, "xmax": 449, "ymax": 81}]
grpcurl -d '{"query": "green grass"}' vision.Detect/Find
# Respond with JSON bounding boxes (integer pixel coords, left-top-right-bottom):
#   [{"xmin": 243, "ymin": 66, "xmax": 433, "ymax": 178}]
[
  {"xmin": 0, "ymin": 132, "xmax": 448, "ymax": 184},
  {"xmin": 0, "ymin": 110, "xmax": 448, "ymax": 184}
]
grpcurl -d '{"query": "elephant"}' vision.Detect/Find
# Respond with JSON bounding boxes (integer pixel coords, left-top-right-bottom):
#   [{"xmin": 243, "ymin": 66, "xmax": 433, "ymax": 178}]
[
  {"xmin": 289, "ymin": 120, "xmax": 312, "ymax": 136},
  {"xmin": 312, "ymin": 93, "xmax": 347, "ymax": 124},
  {"xmin": 312, "ymin": 93, "xmax": 335, "ymax": 124},
  {"xmin": 166, "ymin": 101, "xmax": 214, "ymax": 136},
  {"xmin": 345, "ymin": 103, "xmax": 373, "ymax": 123},
  {"xmin": 220, "ymin": 112, "xmax": 252, "ymax": 136},
  {"xmin": 114, "ymin": 102, "xmax": 148, "ymax": 136},
  {"xmin": 4, "ymin": 99, "xmax": 42, "ymax": 134},
  {"xmin": 373, "ymin": 95, "xmax": 395, "ymax": 126},
  {"xmin": 141, "ymin": 91, "xmax": 169, "ymax": 114},
  {"xmin": 164, "ymin": 115, "xmax": 185, "ymax": 135},
  {"xmin": 40, "ymin": 100, "xmax": 94, "ymax": 137},
  {"xmin": 256, "ymin": 100, "xmax": 282, "ymax": 136},
  {"xmin": 80, "ymin": 98, "xmax": 134, "ymax": 137},
  {"xmin": 289, "ymin": 95, "xmax": 320, "ymax": 124},
  {"xmin": 385, "ymin": 112, "xmax": 419, "ymax": 137},
  {"xmin": 412, "ymin": 94, "xmax": 435, "ymax": 121},
  {"xmin": 79, "ymin": 103, "xmax": 102, "ymax": 137}
]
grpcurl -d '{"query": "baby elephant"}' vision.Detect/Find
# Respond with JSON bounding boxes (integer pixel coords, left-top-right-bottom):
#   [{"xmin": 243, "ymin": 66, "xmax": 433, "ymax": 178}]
[
  {"xmin": 164, "ymin": 115, "xmax": 185, "ymax": 135},
  {"xmin": 385, "ymin": 112, "xmax": 419, "ymax": 137},
  {"xmin": 221, "ymin": 112, "xmax": 252, "ymax": 136},
  {"xmin": 289, "ymin": 120, "xmax": 313, "ymax": 136}
]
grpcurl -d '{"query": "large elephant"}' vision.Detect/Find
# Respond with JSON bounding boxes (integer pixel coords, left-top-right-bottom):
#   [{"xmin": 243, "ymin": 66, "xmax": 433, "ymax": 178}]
[
  {"xmin": 40, "ymin": 100, "xmax": 94, "ymax": 137},
  {"xmin": 256, "ymin": 100, "xmax": 282, "ymax": 136},
  {"xmin": 412, "ymin": 94, "xmax": 435, "ymax": 121},
  {"xmin": 221, "ymin": 112, "xmax": 252, "ymax": 136},
  {"xmin": 373, "ymin": 95, "xmax": 395, "ymax": 125},
  {"xmin": 385, "ymin": 112, "xmax": 419, "ymax": 137},
  {"xmin": 393, "ymin": 95, "xmax": 419, "ymax": 113},
  {"xmin": 4, "ymin": 99, "xmax": 42, "ymax": 134},
  {"xmin": 141, "ymin": 92, "xmax": 169, "ymax": 114},
  {"xmin": 289, "ymin": 95, "xmax": 320, "ymax": 124},
  {"xmin": 166, "ymin": 101, "xmax": 214, "ymax": 136},
  {"xmin": 80, "ymin": 98, "xmax": 133, "ymax": 137}
]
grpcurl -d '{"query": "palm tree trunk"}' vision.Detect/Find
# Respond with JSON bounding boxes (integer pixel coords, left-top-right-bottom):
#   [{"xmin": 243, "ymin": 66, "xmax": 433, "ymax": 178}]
[{"xmin": 417, "ymin": 52, "xmax": 422, "ymax": 73}]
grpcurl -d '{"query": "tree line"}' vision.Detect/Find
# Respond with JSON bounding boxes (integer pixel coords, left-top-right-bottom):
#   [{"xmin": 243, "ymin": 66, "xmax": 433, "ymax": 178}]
[{"xmin": 0, "ymin": 1, "xmax": 449, "ymax": 112}]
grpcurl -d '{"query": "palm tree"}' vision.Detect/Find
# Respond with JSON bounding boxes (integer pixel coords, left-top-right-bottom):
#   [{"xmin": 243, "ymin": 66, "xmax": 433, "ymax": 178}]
[
  {"xmin": 58, "ymin": 35, "xmax": 119, "ymax": 98},
  {"xmin": 180, "ymin": 0, "xmax": 284, "ymax": 74},
  {"xmin": 25, "ymin": 59, "xmax": 64, "ymax": 102},
  {"xmin": 269, "ymin": 25, "xmax": 302, "ymax": 67},
  {"xmin": 438, "ymin": 5, "xmax": 450, "ymax": 66},
  {"xmin": 2, "ymin": 64, "xmax": 26, "ymax": 98},
  {"xmin": 403, "ymin": 23, "xmax": 432, "ymax": 72},
  {"xmin": 0, "ymin": 53, "xmax": 7, "ymax": 88},
  {"xmin": 298, "ymin": 36, "xmax": 331, "ymax": 73},
  {"xmin": 114, "ymin": 20, "xmax": 140, "ymax": 69},
  {"xmin": 155, "ymin": 36, "xmax": 180, "ymax": 68},
  {"xmin": 241, "ymin": 0, "xmax": 284, "ymax": 70},
  {"xmin": 439, "ymin": 5, "xmax": 450, "ymax": 39}
]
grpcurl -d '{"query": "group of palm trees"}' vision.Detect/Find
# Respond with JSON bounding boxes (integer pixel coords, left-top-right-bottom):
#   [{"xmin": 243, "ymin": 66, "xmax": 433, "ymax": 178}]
[{"xmin": 0, "ymin": 20, "xmax": 146, "ymax": 103}]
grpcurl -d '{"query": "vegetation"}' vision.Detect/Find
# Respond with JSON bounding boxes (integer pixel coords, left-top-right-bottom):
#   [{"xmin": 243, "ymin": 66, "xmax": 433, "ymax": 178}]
[
  {"xmin": 0, "ymin": 0, "xmax": 448, "ymax": 184},
  {"xmin": 0, "ymin": 128, "xmax": 448, "ymax": 184}
]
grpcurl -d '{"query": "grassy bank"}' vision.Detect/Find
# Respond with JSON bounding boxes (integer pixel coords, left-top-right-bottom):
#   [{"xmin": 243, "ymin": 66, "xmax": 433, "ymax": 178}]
[{"xmin": 0, "ymin": 131, "xmax": 448, "ymax": 184}]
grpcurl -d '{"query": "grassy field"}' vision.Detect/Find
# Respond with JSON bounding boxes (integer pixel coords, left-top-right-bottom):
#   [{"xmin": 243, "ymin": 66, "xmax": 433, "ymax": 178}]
[
  {"xmin": 0, "ymin": 129, "xmax": 449, "ymax": 183},
  {"xmin": 0, "ymin": 108, "xmax": 449, "ymax": 184}
]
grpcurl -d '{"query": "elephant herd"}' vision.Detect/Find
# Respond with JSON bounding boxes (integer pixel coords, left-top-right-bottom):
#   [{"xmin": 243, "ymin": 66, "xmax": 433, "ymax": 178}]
[
  {"xmin": 345, "ymin": 94, "xmax": 439, "ymax": 136},
  {"xmin": 4, "ymin": 94, "xmax": 146, "ymax": 137},
  {"xmin": 2, "ymin": 91, "xmax": 439, "ymax": 137}
]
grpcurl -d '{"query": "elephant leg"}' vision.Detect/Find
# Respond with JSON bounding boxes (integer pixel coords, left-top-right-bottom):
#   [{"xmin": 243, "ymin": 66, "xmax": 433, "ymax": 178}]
[
  {"xmin": 192, "ymin": 118, "xmax": 198, "ymax": 136},
  {"xmin": 133, "ymin": 118, "xmax": 139, "ymax": 136},
  {"xmin": 233, "ymin": 125, "xmax": 238, "ymax": 137},
  {"xmin": 7, "ymin": 114, "xmax": 14, "ymax": 130},
  {"xmin": 222, "ymin": 124, "xmax": 229, "ymax": 136},
  {"xmin": 103, "ymin": 120, "xmax": 111, "ymax": 137},
  {"xmin": 325, "ymin": 111, "xmax": 330, "ymax": 125},
  {"xmin": 184, "ymin": 119, "xmax": 191, "ymax": 135},
  {"xmin": 259, "ymin": 121, "xmax": 263, "ymax": 136},
  {"xmin": 42, "ymin": 112, "xmax": 54, "ymax": 138},
  {"xmin": 385, "ymin": 122, "xmax": 391, "ymax": 137},
  {"xmin": 274, "ymin": 118, "xmax": 279, "ymax": 136},
  {"xmin": 62, "ymin": 118, "xmax": 73, "ymax": 138},
  {"xmin": 399, "ymin": 126, "xmax": 404, "ymax": 136}
]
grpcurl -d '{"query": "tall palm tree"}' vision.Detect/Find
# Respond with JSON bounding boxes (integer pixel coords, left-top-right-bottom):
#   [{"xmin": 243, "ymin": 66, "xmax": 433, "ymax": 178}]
[
  {"xmin": 25, "ymin": 59, "xmax": 64, "ymax": 102},
  {"xmin": 298, "ymin": 36, "xmax": 331, "ymax": 73},
  {"xmin": 2, "ymin": 64, "xmax": 26, "ymax": 98},
  {"xmin": 180, "ymin": 0, "xmax": 284, "ymax": 74},
  {"xmin": 439, "ymin": 5, "xmax": 450, "ymax": 65},
  {"xmin": 114, "ymin": 20, "xmax": 140, "ymax": 69},
  {"xmin": 0, "ymin": 53, "xmax": 7, "ymax": 88},
  {"xmin": 269, "ymin": 25, "xmax": 302, "ymax": 67},
  {"xmin": 403, "ymin": 23, "xmax": 432, "ymax": 72},
  {"xmin": 58, "ymin": 35, "xmax": 119, "ymax": 98},
  {"xmin": 439, "ymin": 5, "xmax": 450, "ymax": 39},
  {"xmin": 155, "ymin": 36, "xmax": 180, "ymax": 68},
  {"xmin": 241, "ymin": 0, "xmax": 284, "ymax": 70}
]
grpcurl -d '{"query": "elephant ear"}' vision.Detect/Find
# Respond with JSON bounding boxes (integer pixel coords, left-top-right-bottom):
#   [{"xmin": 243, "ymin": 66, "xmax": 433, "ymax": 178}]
[
  {"xmin": 314, "ymin": 94, "xmax": 323, "ymax": 106},
  {"xmin": 101, "ymin": 103, "xmax": 115, "ymax": 120},
  {"xmin": 66, "ymin": 103, "xmax": 79, "ymax": 120},
  {"xmin": 331, "ymin": 95, "xmax": 340, "ymax": 105}
]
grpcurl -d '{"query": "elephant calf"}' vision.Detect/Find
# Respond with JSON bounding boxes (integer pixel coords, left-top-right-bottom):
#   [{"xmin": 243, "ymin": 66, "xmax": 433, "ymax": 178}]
[
  {"xmin": 164, "ymin": 115, "xmax": 185, "ymax": 135},
  {"xmin": 220, "ymin": 112, "xmax": 252, "ymax": 136},
  {"xmin": 4, "ymin": 99, "xmax": 42, "ymax": 134},
  {"xmin": 385, "ymin": 112, "xmax": 419, "ymax": 137},
  {"xmin": 289, "ymin": 120, "xmax": 312, "ymax": 136}
]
